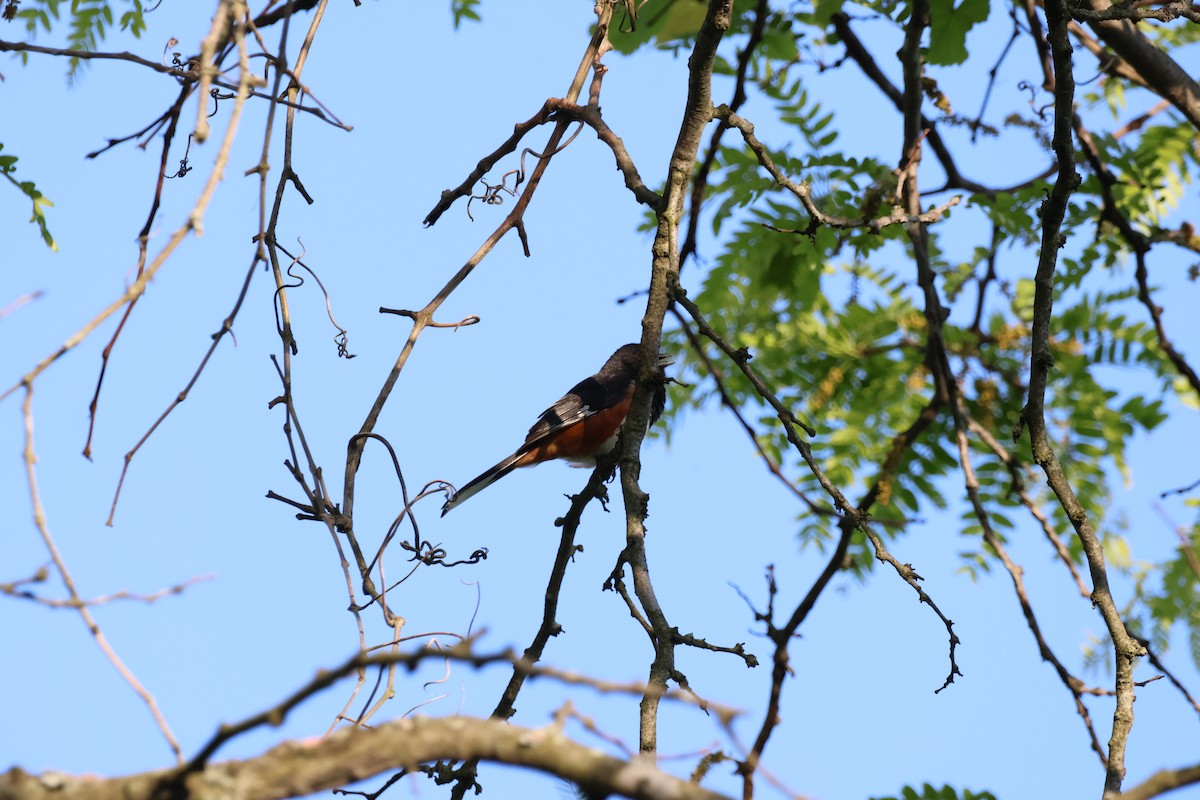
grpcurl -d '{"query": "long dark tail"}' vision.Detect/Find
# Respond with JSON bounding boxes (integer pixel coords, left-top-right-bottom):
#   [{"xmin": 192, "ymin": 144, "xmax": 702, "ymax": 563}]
[{"xmin": 441, "ymin": 451, "xmax": 526, "ymax": 515}]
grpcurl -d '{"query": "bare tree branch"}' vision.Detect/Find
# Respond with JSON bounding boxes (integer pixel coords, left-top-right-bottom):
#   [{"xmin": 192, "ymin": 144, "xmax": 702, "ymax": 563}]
[
  {"xmin": 1115, "ymin": 761, "xmax": 1200, "ymax": 800},
  {"xmin": 1017, "ymin": 0, "xmax": 1146, "ymax": 794},
  {"xmin": 0, "ymin": 717, "xmax": 734, "ymax": 800},
  {"xmin": 20, "ymin": 387, "xmax": 182, "ymax": 762},
  {"xmin": 1077, "ymin": 0, "xmax": 1200, "ymax": 129}
]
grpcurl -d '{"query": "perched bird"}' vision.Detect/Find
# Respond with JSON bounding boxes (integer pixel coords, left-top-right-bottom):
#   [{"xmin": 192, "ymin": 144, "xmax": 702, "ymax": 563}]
[{"xmin": 441, "ymin": 343, "xmax": 669, "ymax": 515}]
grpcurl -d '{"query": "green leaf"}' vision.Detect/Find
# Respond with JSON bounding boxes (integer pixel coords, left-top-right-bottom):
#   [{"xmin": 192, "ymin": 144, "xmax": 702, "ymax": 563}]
[
  {"xmin": 1, "ymin": 143, "xmax": 57, "ymax": 251},
  {"xmin": 450, "ymin": 0, "xmax": 481, "ymax": 28},
  {"xmin": 609, "ymin": 0, "xmax": 708, "ymax": 55},
  {"xmin": 872, "ymin": 784, "xmax": 997, "ymax": 800},
  {"xmin": 1191, "ymin": 613, "xmax": 1200, "ymax": 671},
  {"xmin": 812, "ymin": 0, "xmax": 849, "ymax": 25},
  {"xmin": 1014, "ymin": 278, "xmax": 1036, "ymax": 322},
  {"xmin": 1176, "ymin": 376, "xmax": 1200, "ymax": 410},
  {"xmin": 927, "ymin": 0, "xmax": 990, "ymax": 65}
]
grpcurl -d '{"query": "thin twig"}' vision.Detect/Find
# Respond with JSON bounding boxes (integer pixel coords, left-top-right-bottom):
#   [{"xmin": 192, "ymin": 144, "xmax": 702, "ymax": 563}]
[
  {"xmin": 1, "ymin": 573, "xmax": 214, "ymax": 608},
  {"xmin": 955, "ymin": 403, "xmax": 1107, "ymax": 765},
  {"xmin": 22, "ymin": 386, "xmax": 183, "ymax": 762},
  {"xmin": 714, "ymin": 106, "xmax": 962, "ymax": 234},
  {"xmin": 673, "ymin": 291, "xmax": 961, "ymax": 693}
]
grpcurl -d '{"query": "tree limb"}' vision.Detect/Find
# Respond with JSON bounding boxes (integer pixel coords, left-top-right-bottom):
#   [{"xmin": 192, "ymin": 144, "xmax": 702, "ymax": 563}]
[{"xmin": 0, "ymin": 717, "xmax": 733, "ymax": 800}]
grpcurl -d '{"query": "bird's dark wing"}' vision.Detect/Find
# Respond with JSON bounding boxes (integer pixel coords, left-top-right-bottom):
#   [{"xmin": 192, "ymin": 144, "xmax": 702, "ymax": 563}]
[
  {"xmin": 442, "ymin": 344, "xmax": 671, "ymax": 515},
  {"xmin": 519, "ymin": 375, "xmax": 615, "ymax": 454}
]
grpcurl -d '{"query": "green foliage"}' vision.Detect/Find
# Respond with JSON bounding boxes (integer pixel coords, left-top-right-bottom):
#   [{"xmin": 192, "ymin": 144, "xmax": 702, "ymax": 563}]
[
  {"xmin": 119, "ymin": 0, "xmax": 144, "ymax": 37},
  {"xmin": 609, "ymin": 0, "xmax": 707, "ymax": 55},
  {"xmin": 610, "ymin": 0, "xmax": 784, "ymax": 57},
  {"xmin": 618, "ymin": 0, "xmax": 1200, "ymax": 701},
  {"xmin": 15, "ymin": 0, "xmax": 145, "ymax": 78},
  {"xmin": 656, "ymin": 3, "xmax": 1195, "ymax": 598},
  {"xmin": 1, "ymin": 143, "xmax": 56, "ymax": 251},
  {"xmin": 1125, "ymin": 527, "xmax": 1200, "ymax": 670},
  {"xmin": 1079, "ymin": 123, "xmax": 1198, "ymax": 230},
  {"xmin": 810, "ymin": 0, "xmax": 849, "ymax": 26},
  {"xmin": 1149, "ymin": 14, "xmax": 1200, "ymax": 48},
  {"xmin": 5, "ymin": 0, "xmax": 142, "ymax": 246},
  {"xmin": 927, "ymin": 0, "xmax": 990, "ymax": 66},
  {"xmin": 872, "ymin": 784, "xmax": 997, "ymax": 800},
  {"xmin": 450, "ymin": 0, "xmax": 481, "ymax": 28}
]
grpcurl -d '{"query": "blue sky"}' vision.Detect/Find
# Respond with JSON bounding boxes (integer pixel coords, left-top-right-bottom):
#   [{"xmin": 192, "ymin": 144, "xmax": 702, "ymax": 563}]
[{"xmin": 3, "ymin": 2, "xmax": 1199, "ymax": 799}]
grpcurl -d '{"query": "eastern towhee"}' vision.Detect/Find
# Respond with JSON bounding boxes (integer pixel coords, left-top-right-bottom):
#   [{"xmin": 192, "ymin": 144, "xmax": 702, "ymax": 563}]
[{"xmin": 441, "ymin": 343, "xmax": 669, "ymax": 514}]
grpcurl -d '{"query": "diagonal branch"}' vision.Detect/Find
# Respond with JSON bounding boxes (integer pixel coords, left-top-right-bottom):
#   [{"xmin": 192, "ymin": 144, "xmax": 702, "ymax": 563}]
[
  {"xmin": 830, "ymin": 12, "xmax": 1051, "ymax": 196},
  {"xmin": 422, "ymin": 102, "xmax": 557, "ymax": 226},
  {"xmin": 1115, "ymin": 762, "xmax": 1200, "ymax": 800},
  {"xmin": 20, "ymin": 387, "xmax": 183, "ymax": 762},
  {"xmin": 714, "ymin": 106, "xmax": 962, "ymax": 232},
  {"xmin": 673, "ymin": 290, "xmax": 961, "ymax": 694},
  {"xmin": 1076, "ymin": 0, "xmax": 1200, "ymax": 129},
  {"xmin": 955, "ymin": 405, "xmax": 1108, "ymax": 765},
  {"xmin": 545, "ymin": 99, "xmax": 663, "ymax": 208},
  {"xmin": 341, "ymin": 2, "xmax": 616, "ymax": 533}
]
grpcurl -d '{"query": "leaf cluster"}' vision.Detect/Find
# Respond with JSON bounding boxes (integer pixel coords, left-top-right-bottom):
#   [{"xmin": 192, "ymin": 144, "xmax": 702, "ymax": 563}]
[
  {"xmin": 623, "ymin": 1, "xmax": 1199, "ymax": 668},
  {"xmin": 14, "ymin": 0, "xmax": 146, "ymax": 77},
  {"xmin": 871, "ymin": 784, "xmax": 997, "ymax": 800},
  {"xmin": 0, "ymin": 143, "xmax": 56, "ymax": 250}
]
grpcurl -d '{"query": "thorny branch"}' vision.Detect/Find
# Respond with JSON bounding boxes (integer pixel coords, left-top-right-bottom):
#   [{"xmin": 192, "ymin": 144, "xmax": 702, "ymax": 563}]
[
  {"xmin": 0, "ymin": 41, "xmax": 349, "ymax": 129},
  {"xmin": 672, "ymin": 312, "xmax": 842, "ymax": 520},
  {"xmin": 82, "ymin": 86, "xmax": 190, "ymax": 461},
  {"xmin": 967, "ymin": 418, "xmax": 1092, "ymax": 597},
  {"xmin": 956, "ymin": 405, "xmax": 1109, "ymax": 764}
]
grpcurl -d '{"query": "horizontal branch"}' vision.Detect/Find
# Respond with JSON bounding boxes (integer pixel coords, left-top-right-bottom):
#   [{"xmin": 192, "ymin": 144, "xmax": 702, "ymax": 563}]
[
  {"xmin": 0, "ymin": 572, "xmax": 212, "ymax": 609},
  {"xmin": 1070, "ymin": 0, "xmax": 1200, "ymax": 24},
  {"xmin": 0, "ymin": 40, "xmax": 182, "ymax": 74},
  {"xmin": 184, "ymin": 644, "xmax": 738, "ymax": 772},
  {"xmin": 0, "ymin": 716, "xmax": 733, "ymax": 800},
  {"xmin": 1078, "ymin": 0, "xmax": 1200, "ymax": 129},
  {"xmin": 1149, "ymin": 224, "xmax": 1200, "ymax": 254},
  {"xmin": 0, "ymin": 41, "xmax": 349, "ymax": 131}
]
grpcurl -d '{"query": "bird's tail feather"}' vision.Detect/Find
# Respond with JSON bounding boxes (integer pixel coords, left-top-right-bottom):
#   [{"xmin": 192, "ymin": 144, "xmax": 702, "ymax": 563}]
[{"xmin": 441, "ymin": 452, "xmax": 526, "ymax": 515}]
